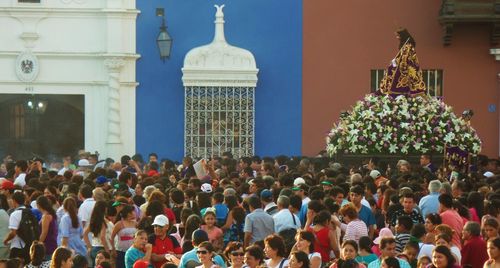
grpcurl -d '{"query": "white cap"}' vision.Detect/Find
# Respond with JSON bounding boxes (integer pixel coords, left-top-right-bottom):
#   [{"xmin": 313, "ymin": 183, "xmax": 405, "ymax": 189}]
[
  {"xmin": 369, "ymin": 170, "xmax": 381, "ymax": 179},
  {"xmin": 152, "ymin": 215, "xmax": 169, "ymax": 226},
  {"xmin": 293, "ymin": 177, "xmax": 306, "ymax": 186},
  {"xmin": 484, "ymin": 171, "xmax": 495, "ymax": 178},
  {"xmin": 201, "ymin": 183, "xmax": 213, "ymax": 193},
  {"xmin": 78, "ymin": 159, "xmax": 92, "ymax": 167}
]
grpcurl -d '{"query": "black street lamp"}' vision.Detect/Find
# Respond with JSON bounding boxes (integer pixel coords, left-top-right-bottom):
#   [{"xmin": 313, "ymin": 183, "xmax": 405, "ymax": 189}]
[{"xmin": 156, "ymin": 8, "xmax": 172, "ymax": 61}]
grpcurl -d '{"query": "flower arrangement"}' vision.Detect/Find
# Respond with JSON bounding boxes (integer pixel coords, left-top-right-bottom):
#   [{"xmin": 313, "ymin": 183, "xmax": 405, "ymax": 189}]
[{"xmin": 326, "ymin": 94, "xmax": 482, "ymax": 156}]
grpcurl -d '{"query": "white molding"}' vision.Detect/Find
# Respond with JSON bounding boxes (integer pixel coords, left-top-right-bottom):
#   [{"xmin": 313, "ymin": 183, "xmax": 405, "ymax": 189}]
[
  {"xmin": 182, "ymin": 5, "xmax": 259, "ymax": 88},
  {"xmin": 490, "ymin": 48, "xmax": 500, "ymax": 61},
  {"xmin": 0, "ymin": 0, "xmax": 139, "ymax": 160}
]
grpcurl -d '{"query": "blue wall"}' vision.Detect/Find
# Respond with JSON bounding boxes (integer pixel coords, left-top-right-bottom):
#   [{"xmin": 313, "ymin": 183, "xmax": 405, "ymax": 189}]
[{"xmin": 136, "ymin": 0, "xmax": 302, "ymax": 161}]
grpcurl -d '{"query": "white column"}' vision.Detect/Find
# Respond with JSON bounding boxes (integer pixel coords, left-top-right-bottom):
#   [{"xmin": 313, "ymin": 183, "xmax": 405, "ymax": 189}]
[{"xmin": 104, "ymin": 57, "xmax": 125, "ymax": 145}]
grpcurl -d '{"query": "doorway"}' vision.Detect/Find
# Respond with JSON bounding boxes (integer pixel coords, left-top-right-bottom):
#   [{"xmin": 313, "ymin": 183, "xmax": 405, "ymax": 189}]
[{"xmin": 0, "ymin": 94, "xmax": 84, "ymax": 161}]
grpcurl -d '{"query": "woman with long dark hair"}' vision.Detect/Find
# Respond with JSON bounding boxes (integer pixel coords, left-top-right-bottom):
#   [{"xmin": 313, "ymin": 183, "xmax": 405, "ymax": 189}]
[
  {"xmin": 378, "ymin": 27, "xmax": 426, "ymax": 96},
  {"xmin": 295, "ymin": 230, "xmax": 322, "ymax": 268},
  {"xmin": 37, "ymin": 196, "xmax": 58, "ymax": 257},
  {"xmin": 356, "ymin": 236, "xmax": 378, "ymax": 266},
  {"xmin": 182, "ymin": 214, "xmax": 202, "ymax": 252},
  {"xmin": 110, "ymin": 205, "xmax": 137, "ymax": 268},
  {"xmin": 83, "ymin": 201, "xmax": 113, "ymax": 267},
  {"xmin": 429, "ymin": 245, "xmax": 460, "ymax": 268},
  {"xmin": 59, "ymin": 197, "xmax": 86, "ymax": 256},
  {"xmin": 467, "ymin": 192, "xmax": 484, "ymax": 223},
  {"xmin": 264, "ymin": 234, "xmax": 288, "ymax": 268},
  {"xmin": 26, "ymin": 241, "xmax": 50, "ymax": 268},
  {"xmin": 137, "ymin": 200, "xmax": 164, "ymax": 235},
  {"xmin": 50, "ymin": 247, "xmax": 72, "ymax": 268}
]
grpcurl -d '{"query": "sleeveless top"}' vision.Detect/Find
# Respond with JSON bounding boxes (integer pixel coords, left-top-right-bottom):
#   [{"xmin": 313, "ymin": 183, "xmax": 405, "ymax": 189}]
[
  {"xmin": 312, "ymin": 226, "xmax": 331, "ymax": 262},
  {"xmin": 91, "ymin": 220, "xmax": 114, "ymax": 248},
  {"xmin": 42, "ymin": 215, "xmax": 58, "ymax": 255},
  {"xmin": 115, "ymin": 226, "xmax": 137, "ymax": 252}
]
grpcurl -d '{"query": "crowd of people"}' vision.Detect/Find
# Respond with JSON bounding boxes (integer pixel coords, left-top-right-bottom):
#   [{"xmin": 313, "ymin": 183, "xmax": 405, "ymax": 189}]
[{"xmin": 0, "ymin": 152, "xmax": 499, "ymax": 268}]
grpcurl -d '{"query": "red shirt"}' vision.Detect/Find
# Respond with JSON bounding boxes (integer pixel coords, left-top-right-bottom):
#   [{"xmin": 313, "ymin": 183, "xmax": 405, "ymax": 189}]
[
  {"xmin": 461, "ymin": 236, "xmax": 488, "ymax": 268},
  {"xmin": 148, "ymin": 234, "xmax": 182, "ymax": 268}
]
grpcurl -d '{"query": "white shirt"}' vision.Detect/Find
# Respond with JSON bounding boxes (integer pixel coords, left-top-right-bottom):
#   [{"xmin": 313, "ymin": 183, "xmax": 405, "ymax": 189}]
[
  {"xmin": 13, "ymin": 173, "xmax": 26, "ymax": 187},
  {"xmin": 302, "ymin": 197, "xmax": 311, "ymax": 206},
  {"xmin": 273, "ymin": 208, "xmax": 301, "ymax": 233},
  {"xmin": 264, "ymin": 258, "xmax": 289, "ymax": 268},
  {"xmin": 8, "ymin": 206, "xmax": 25, "ymax": 249},
  {"xmin": 78, "ymin": 198, "xmax": 96, "ymax": 228}
]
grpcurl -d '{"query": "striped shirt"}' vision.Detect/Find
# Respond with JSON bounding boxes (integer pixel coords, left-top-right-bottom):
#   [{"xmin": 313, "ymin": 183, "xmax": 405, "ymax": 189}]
[
  {"xmin": 343, "ymin": 219, "xmax": 368, "ymax": 244},
  {"xmin": 395, "ymin": 233, "xmax": 411, "ymax": 253}
]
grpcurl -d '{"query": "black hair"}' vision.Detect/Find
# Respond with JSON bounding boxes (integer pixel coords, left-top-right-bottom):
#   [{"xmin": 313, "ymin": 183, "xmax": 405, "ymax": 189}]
[
  {"xmin": 397, "ymin": 28, "xmax": 416, "ymax": 48},
  {"xmin": 397, "ymin": 215, "xmax": 413, "ymax": 231},
  {"xmin": 247, "ymin": 195, "xmax": 262, "ymax": 210},
  {"xmin": 79, "ymin": 184, "xmax": 93, "ymax": 199},
  {"xmin": 438, "ymin": 194, "xmax": 453, "ymax": 208},
  {"xmin": 358, "ymin": 236, "xmax": 373, "ymax": 253},
  {"xmin": 382, "ymin": 256, "xmax": 401, "ymax": 268},
  {"xmin": 12, "ymin": 191, "xmax": 25, "ymax": 206},
  {"xmin": 426, "ymin": 213, "xmax": 442, "ymax": 225},
  {"xmin": 433, "ymin": 245, "xmax": 455, "ymax": 267},
  {"xmin": 410, "ymin": 223, "xmax": 426, "ymax": 239},
  {"xmin": 72, "ymin": 255, "xmax": 88, "ymax": 268},
  {"xmin": 291, "ymin": 251, "xmax": 310, "ymax": 268},
  {"xmin": 89, "ymin": 201, "xmax": 108, "ymax": 237}
]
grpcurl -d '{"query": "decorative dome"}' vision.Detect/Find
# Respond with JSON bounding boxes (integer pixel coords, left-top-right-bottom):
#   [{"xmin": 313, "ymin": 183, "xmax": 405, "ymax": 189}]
[{"xmin": 182, "ymin": 5, "xmax": 258, "ymax": 87}]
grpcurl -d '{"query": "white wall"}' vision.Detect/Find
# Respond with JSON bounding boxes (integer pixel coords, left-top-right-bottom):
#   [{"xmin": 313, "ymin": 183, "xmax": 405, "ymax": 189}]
[{"xmin": 0, "ymin": 0, "xmax": 139, "ymax": 160}]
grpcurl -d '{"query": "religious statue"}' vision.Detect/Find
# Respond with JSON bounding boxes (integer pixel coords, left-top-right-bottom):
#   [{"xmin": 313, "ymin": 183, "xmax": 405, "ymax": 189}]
[{"xmin": 378, "ymin": 28, "xmax": 427, "ymax": 96}]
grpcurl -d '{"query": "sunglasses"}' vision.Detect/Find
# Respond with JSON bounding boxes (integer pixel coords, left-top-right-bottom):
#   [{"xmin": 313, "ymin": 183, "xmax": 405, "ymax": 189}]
[
  {"xmin": 231, "ymin": 252, "xmax": 244, "ymax": 257},
  {"xmin": 197, "ymin": 250, "xmax": 208, "ymax": 255}
]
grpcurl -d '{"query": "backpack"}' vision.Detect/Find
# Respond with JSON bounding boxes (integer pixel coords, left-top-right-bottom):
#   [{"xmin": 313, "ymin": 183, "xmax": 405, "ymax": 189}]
[
  {"xmin": 278, "ymin": 211, "xmax": 298, "ymax": 255},
  {"xmin": 17, "ymin": 208, "xmax": 41, "ymax": 247}
]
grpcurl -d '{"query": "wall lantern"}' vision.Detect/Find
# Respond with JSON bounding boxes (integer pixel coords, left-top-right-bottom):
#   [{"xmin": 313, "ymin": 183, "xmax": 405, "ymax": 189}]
[{"xmin": 156, "ymin": 8, "xmax": 172, "ymax": 61}]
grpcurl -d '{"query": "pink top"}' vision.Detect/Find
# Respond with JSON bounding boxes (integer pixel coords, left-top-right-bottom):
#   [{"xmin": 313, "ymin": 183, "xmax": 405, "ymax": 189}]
[
  {"xmin": 469, "ymin": 207, "xmax": 480, "ymax": 223},
  {"xmin": 440, "ymin": 209, "xmax": 464, "ymax": 250},
  {"xmin": 200, "ymin": 225, "xmax": 223, "ymax": 245}
]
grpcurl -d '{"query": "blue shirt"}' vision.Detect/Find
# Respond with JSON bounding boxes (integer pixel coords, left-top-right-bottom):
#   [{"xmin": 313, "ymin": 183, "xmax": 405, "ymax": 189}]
[
  {"xmin": 213, "ymin": 203, "xmax": 229, "ymax": 221},
  {"xmin": 299, "ymin": 203, "xmax": 308, "ymax": 227},
  {"xmin": 367, "ymin": 257, "xmax": 411, "ymax": 268},
  {"xmin": 357, "ymin": 204, "xmax": 376, "ymax": 227},
  {"xmin": 178, "ymin": 247, "xmax": 226, "ymax": 268},
  {"xmin": 418, "ymin": 192, "xmax": 440, "ymax": 218},
  {"xmin": 125, "ymin": 247, "xmax": 153, "ymax": 268},
  {"xmin": 273, "ymin": 209, "xmax": 301, "ymax": 233},
  {"xmin": 243, "ymin": 208, "xmax": 275, "ymax": 244},
  {"xmin": 58, "ymin": 214, "xmax": 87, "ymax": 256}
]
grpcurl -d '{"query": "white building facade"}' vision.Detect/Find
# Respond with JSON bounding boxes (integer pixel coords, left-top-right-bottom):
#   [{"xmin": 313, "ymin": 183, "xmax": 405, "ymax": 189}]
[{"xmin": 0, "ymin": 0, "xmax": 139, "ymax": 159}]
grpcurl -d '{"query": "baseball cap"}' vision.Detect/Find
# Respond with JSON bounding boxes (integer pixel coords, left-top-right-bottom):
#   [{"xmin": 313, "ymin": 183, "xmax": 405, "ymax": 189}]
[
  {"xmin": 321, "ymin": 180, "xmax": 333, "ymax": 186},
  {"xmin": 152, "ymin": 215, "xmax": 169, "ymax": 227},
  {"xmin": 0, "ymin": 180, "xmax": 14, "ymax": 190},
  {"xmin": 78, "ymin": 159, "xmax": 92, "ymax": 167},
  {"xmin": 260, "ymin": 189, "xmax": 273, "ymax": 199},
  {"xmin": 201, "ymin": 183, "xmax": 212, "ymax": 193},
  {"xmin": 369, "ymin": 170, "xmax": 381, "ymax": 179},
  {"xmin": 95, "ymin": 176, "xmax": 109, "ymax": 185},
  {"xmin": 293, "ymin": 177, "xmax": 306, "ymax": 186}
]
